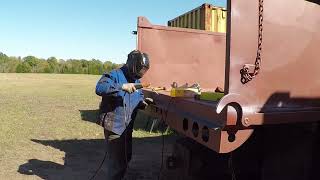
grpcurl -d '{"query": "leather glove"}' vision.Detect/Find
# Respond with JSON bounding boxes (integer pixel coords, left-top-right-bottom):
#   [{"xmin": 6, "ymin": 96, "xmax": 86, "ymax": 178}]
[
  {"xmin": 139, "ymin": 97, "xmax": 154, "ymax": 109},
  {"xmin": 121, "ymin": 83, "xmax": 136, "ymax": 93}
]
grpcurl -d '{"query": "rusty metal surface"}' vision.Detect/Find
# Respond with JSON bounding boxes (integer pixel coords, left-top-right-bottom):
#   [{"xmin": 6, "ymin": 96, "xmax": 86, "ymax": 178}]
[
  {"xmin": 142, "ymin": 90, "xmax": 253, "ymax": 153},
  {"xmin": 137, "ymin": 17, "xmax": 243, "ymax": 153},
  {"xmin": 137, "ymin": 0, "xmax": 320, "ymax": 153},
  {"xmin": 138, "ymin": 17, "xmax": 226, "ymax": 90},
  {"xmin": 217, "ymin": 0, "xmax": 320, "ymax": 127}
]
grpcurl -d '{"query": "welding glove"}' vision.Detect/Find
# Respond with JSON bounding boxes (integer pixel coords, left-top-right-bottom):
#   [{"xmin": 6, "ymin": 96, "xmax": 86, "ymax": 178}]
[
  {"xmin": 139, "ymin": 97, "xmax": 154, "ymax": 109},
  {"xmin": 121, "ymin": 83, "xmax": 136, "ymax": 93}
]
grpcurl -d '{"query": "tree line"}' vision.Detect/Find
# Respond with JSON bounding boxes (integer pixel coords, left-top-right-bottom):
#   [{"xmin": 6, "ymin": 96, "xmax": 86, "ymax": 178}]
[{"xmin": 0, "ymin": 52, "xmax": 122, "ymax": 75}]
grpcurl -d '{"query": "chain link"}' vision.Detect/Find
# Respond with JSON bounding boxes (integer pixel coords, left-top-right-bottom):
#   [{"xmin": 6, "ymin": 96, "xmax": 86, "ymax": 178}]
[{"xmin": 240, "ymin": 0, "xmax": 264, "ymax": 84}]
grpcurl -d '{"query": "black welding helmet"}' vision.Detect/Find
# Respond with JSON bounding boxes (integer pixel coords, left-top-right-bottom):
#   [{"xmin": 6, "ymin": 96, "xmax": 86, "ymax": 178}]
[{"xmin": 126, "ymin": 50, "xmax": 150, "ymax": 79}]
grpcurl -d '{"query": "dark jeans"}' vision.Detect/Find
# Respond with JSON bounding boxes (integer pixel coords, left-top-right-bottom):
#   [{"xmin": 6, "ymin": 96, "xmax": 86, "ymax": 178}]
[{"xmin": 104, "ymin": 121, "xmax": 134, "ymax": 180}]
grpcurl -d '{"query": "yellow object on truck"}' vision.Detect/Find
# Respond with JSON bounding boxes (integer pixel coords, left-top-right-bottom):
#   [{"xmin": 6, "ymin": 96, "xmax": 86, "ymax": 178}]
[
  {"xmin": 199, "ymin": 92, "xmax": 224, "ymax": 101},
  {"xmin": 170, "ymin": 87, "xmax": 201, "ymax": 98}
]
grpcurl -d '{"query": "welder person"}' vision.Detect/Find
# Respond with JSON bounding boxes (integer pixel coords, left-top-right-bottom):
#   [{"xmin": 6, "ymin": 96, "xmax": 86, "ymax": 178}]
[{"xmin": 95, "ymin": 50, "xmax": 152, "ymax": 180}]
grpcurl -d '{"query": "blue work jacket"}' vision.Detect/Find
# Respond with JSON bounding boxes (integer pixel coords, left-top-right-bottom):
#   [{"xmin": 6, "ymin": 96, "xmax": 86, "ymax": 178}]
[{"xmin": 95, "ymin": 67, "xmax": 144, "ymax": 135}]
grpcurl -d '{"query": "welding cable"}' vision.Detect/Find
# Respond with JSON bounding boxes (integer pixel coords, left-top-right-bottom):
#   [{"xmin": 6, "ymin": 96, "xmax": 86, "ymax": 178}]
[
  {"xmin": 228, "ymin": 152, "xmax": 237, "ymax": 180},
  {"xmin": 89, "ymin": 92, "xmax": 130, "ymax": 180},
  {"xmin": 158, "ymin": 97, "xmax": 174, "ymax": 180},
  {"xmin": 123, "ymin": 92, "xmax": 131, "ymax": 179},
  {"xmin": 88, "ymin": 145, "xmax": 108, "ymax": 180},
  {"xmin": 158, "ymin": 121, "xmax": 165, "ymax": 180},
  {"xmin": 124, "ymin": 93, "xmax": 130, "ymax": 169}
]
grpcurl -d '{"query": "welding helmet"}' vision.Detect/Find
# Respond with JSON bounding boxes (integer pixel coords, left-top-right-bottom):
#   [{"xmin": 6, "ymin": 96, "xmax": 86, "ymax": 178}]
[{"xmin": 126, "ymin": 50, "xmax": 150, "ymax": 79}]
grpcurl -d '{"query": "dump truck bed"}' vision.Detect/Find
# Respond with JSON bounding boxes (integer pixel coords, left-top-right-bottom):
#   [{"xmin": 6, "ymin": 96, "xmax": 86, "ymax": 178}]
[{"xmin": 137, "ymin": 0, "xmax": 320, "ymax": 153}]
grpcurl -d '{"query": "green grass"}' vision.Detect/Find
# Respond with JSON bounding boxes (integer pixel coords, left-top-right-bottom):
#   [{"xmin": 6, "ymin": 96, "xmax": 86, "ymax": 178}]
[{"xmin": 0, "ymin": 73, "xmax": 164, "ymax": 179}]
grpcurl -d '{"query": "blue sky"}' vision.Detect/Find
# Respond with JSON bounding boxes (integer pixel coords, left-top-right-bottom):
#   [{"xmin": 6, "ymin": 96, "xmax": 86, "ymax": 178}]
[{"xmin": 0, "ymin": 0, "xmax": 226, "ymax": 63}]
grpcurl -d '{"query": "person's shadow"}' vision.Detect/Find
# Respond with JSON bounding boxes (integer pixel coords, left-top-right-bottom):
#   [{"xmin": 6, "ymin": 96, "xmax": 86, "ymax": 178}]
[
  {"xmin": 18, "ymin": 139, "xmax": 108, "ymax": 180},
  {"xmin": 18, "ymin": 109, "xmax": 175, "ymax": 180},
  {"xmin": 79, "ymin": 109, "xmax": 100, "ymax": 124},
  {"xmin": 18, "ymin": 110, "xmax": 110, "ymax": 179},
  {"xmin": 78, "ymin": 109, "xmax": 164, "ymax": 132},
  {"xmin": 18, "ymin": 135, "xmax": 174, "ymax": 180}
]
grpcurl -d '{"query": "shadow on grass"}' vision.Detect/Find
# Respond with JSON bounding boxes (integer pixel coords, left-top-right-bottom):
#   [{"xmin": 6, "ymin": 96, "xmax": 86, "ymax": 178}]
[
  {"xmin": 79, "ymin": 109, "xmax": 164, "ymax": 133},
  {"xmin": 79, "ymin": 109, "xmax": 99, "ymax": 124},
  {"xmin": 18, "ymin": 139, "xmax": 106, "ymax": 180},
  {"xmin": 18, "ymin": 135, "xmax": 175, "ymax": 180}
]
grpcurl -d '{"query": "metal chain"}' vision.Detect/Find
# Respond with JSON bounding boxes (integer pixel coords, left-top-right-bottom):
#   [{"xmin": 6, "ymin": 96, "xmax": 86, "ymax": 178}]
[{"xmin": 240, "ymin": 0, "xmax": 264, "ymax": 84}]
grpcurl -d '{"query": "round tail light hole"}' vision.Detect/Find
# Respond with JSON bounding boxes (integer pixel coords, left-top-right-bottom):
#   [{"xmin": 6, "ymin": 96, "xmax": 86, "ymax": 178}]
[{"xmin": 192, "ymin": 122, "xmax": 199, "ymax": 137}]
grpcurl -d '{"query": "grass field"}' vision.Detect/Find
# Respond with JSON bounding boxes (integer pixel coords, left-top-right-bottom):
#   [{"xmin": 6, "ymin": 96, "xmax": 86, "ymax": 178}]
[{"xmin": 0, "ymin": 73, "xmax": 172, "ymax": 180}]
